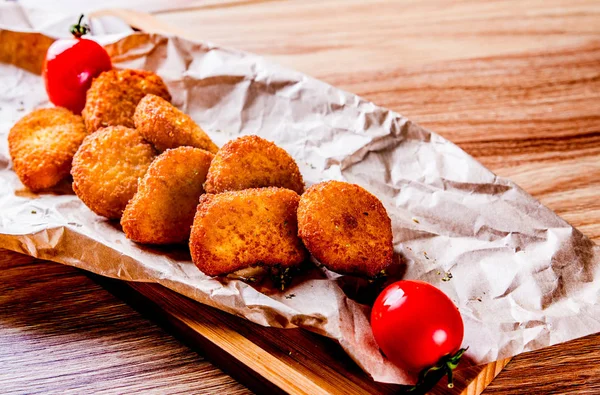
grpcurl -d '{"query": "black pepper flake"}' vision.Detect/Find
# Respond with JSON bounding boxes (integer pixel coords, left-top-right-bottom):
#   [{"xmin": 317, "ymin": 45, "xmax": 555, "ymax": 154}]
[
  {"xmin": 285, "ymin": 293, "xmax": 296, "ymax": 299},
  {"xmin": 31, "ymin": 210, "xmax": 37, "ymax": 214},
  {"xmin": 363, "ymin": 212, "xmax": 369, "ymax": 216}
]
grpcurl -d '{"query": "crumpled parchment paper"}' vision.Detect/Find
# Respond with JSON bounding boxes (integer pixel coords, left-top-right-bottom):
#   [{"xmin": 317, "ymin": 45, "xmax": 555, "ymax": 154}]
[{"xmin": 0, "ymin": 8, "xmax": 599, "ymax": 385}]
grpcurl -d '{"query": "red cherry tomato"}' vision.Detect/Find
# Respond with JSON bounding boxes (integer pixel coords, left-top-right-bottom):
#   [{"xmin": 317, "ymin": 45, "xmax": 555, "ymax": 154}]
[
  {"xmin": 43, "ymin": 15, "xmax": 111, "ymax": 114},
  {"xmin": 371, "ymin": 280, "xmax": 464, "ymax": 373}
]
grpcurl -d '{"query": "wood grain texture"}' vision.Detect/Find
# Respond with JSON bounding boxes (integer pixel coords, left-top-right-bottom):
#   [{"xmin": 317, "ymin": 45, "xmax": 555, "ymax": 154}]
[
  {"xmin": 154, "ymin": 1, "xmax": 600, "ymax": 393},
  {"xmin": 0, "ymin": 248, "xmax": 503, "ymax": 395},
  {"xmin": 0, "ymin": 250, "xmax": 249, "ymax": 395},
  {"xmin": 155, "ymin": 0, "xmax": 600, "ymax": 243},
  {"xmin": 1, "ymin": 0, "xmax": 599, "ymax": 394},
  {"xmin": 0, "ymin": 30, "xmax": 53, "ymax": 75},
  {"xmin": 485, "ymin": 333, "xmax": 600, "ymax": 395}
]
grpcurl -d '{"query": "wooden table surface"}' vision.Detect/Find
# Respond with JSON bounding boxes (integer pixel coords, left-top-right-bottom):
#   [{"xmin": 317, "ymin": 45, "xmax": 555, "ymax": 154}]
[{"xmin": 2, "ymin": 0, "xmax": 600, "ymax": 394}]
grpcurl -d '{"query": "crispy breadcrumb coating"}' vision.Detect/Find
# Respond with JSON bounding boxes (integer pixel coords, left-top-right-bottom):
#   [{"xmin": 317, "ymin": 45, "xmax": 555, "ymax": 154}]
[
  {"xmin": 82, "ymin": 69, "xmax": 171, "ymax": 132},
  {"xmin": 121, "ymin": 147, "xmax": 214, "ymax": 244},
  {"xmin": 8, "ymin": 107, "xmax": 87, "ymax": 191},
  {"xmin": 71, "ymin": 126, "xmax": 156, "ymax": 219},
  {"xmin": 297, "ymin": 181, "xmax": 393, "ymax": 277},
  {"xmin": 204, "ymin": 135, "xmax": 304, "ymax": 194},
  {"xmin": 134, "ymin": 94, "xmax": 218, "ymax": 153},
  {"xmin": 190, "ymin": 187, "xmax": 306, "ymax": 276}
]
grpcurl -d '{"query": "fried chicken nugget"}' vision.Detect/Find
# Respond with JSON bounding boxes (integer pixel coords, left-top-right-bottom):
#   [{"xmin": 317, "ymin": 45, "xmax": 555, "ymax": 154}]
[
  {"xmin": 204, "ymin": 135, "xmax": 304, "ymax": 194},
  {"xmin": 71, "ymin": 126, "xmax": 156, "ymax": 219},
  {"xmin": 190, "ymin": 187, "xmax": 306, "ymax": 276},
  {"xmin": 121, "ymin": 147, "xmax": 214, "ymax": 244},
  {"xmin": 133, "ymin": 94, "xmax": 218, "ymax": 154},
  {"xmin": 8, "ymin": 107, "xmax": 87, "ymax": 191},
  {"xmin": 82, "ymin": 69, "xmax": 171, "ymax": 133},
  {"xmin": 297, "ymin": 181, "xmax": 393, "ymax": 277}
]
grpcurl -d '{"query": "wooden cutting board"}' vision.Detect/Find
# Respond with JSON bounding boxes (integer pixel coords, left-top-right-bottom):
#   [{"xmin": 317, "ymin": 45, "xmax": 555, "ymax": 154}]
[
  {"xmin": 103, "ymin": 3, "xmax": 599, "ymax": 393},
  {"xmin": 1, "ymin": 1, "xmax": 599, "ymax": 394},
  {"xmin": 0, "ymin": 249, "xmax": 508, "ymax": 395}
]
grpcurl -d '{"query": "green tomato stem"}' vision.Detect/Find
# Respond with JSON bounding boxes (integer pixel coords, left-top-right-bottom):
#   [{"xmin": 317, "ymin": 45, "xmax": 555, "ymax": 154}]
[
  {"xmin": 406, "ymin": 347, "xmax": 468, "ymax": 394},
  {"xmin": 70, "ymin": 14, "xmax": 90, "ymax": 38}
]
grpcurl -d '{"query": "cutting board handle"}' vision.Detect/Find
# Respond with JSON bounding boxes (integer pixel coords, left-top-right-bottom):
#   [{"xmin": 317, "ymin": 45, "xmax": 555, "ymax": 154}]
[{"xmin": 90, "ymin": 9, "xmax": 184, "ymax": 36}]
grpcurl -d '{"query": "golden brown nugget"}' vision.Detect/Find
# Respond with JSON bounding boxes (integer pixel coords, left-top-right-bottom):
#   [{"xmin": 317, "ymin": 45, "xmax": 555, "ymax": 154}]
[
  {"xmin": 71, "ymin": 126, "xmax": 156, "ymax": 219},
  {"xmin": 190, "ymin": 187, "xmax": 306, "ymax": 276},
  {"xmin": 297, "ymin": 181, "xmax": 393, "ymax": 277},
  {"xmin": 134, "ymin": 94, "xmax": 218, "ymax": 153},
  {"xmin": 204, "ymin": 135, "xmax": 304, "ymax": 194},
  {"xmin": 121, "ymin": 147, "xmax": 214, "ymax": 244},
  {"xmin": 82, "ymin": 69, "xmax": 171, "ymax": 132},
  {"xmin": 9, "ymin": 107, "xmax": 87, "ymax": 191}
]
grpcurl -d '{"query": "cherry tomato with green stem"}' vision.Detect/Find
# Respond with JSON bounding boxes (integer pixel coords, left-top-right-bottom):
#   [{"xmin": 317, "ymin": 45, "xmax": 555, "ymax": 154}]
[
  {"xmin": 43, "ymin": 15, "xmax": 112, "ymax": 114},
  {"xmin": 371, "ymin": 280, "xmax": 466, "ymax": 389}
]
